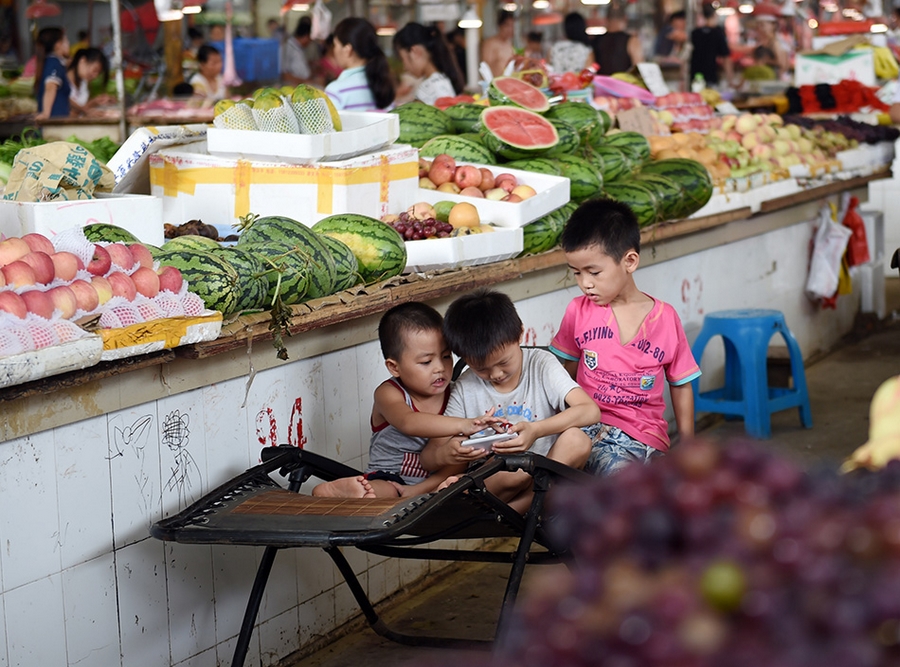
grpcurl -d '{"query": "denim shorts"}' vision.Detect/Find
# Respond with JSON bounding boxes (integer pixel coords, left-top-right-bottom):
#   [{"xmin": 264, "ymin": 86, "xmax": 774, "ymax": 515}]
[{"xmin": 580, "ymin": 423, "xmax": 661, "ymax": 476}]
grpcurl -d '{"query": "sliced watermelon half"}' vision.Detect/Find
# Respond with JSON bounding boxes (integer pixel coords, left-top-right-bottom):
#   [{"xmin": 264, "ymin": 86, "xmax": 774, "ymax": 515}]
[
  {"xmin": 479, "ymin": 106, "xmax": 560, "ymax": 161},
  {"xmin": 488, "ymin": 76, "xmax": 551, "ymax": 113}
]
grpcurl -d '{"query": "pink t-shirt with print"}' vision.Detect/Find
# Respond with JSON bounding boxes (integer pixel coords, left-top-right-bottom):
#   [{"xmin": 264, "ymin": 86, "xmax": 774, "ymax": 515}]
[{"xmin": 551, "ymin": 295, "xmax": 700, "ymax": 452}]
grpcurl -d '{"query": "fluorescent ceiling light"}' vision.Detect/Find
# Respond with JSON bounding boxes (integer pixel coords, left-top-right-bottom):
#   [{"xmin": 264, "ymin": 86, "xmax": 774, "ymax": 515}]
[
  {"xmin": 458, "ymin": 7, "xmax": 482, "ymax": 28},
  {"xmin": 290, "ymin": 3, "xmax": 309, "ymax": 11},
  {"xmin": 808, "ymin": 18, "xmax": 818, "ymax": 28},
  {"xmin": 376, "ymin": 26, "xmax": 396, "ymax": 36},
  {"xmin": 738, "ymin": 4, "xmax": 753, "ymax": 13},
  {"xmin": 585, "ymin": 26, "xmax": 607, "ymax": 34},
  {"xmin": 581, "ymin": 0, "xmax": 611, "ymax": 5},
  {"xmin": 871, "ymin": 23, "xmax": 888, "ymax": 32},
  {"xmin": 182, "ymin": 5, "xmax": 201, "ymax": 13},
  {"xmin": 716, "ymin": 6, "xmax": 735, "ymax": 14},
  {"xmin": 502, "ymin": 2, "xmax": 518, "ymax": 10}
]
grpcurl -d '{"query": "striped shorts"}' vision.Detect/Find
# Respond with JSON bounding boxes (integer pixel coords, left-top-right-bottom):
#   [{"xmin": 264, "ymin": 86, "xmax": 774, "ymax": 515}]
[{"xmin": 581, "ymin": 423, "xmax": 662, "ymax": 476}]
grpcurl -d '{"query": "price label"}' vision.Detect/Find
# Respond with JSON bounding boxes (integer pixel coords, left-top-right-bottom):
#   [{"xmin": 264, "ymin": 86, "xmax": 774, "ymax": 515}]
[
  {"xmin": 615, "ymin": 107, "xmax": 656, "ymax": 135},
  {"xmin": 636, "ymin": 62, "xmax": 671, "ymax": 98},
  {"xmin": 716, "ymin": 101, "xmax": 740, "ymax": 114}
]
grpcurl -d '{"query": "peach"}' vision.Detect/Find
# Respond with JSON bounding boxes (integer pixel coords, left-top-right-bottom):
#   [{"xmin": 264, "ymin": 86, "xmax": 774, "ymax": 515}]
[
  {"xmin": 459, "ymin": 186, "xmax": 485, "ymax": 198},
  {"xmin": 502, "ymin": 193, "xmax": 523, "ymax": 203},
  {"xmin": 0, "ymin": 237, "xmax": 30, "ymax": 267},
  {"xmin": 107, "ymin": 271, "xmax": 137, "ymax": 301},
  {"xmin": 21, "ymin": 289, "xmax": 55, "ymax": 319},
  {"xmin": 19, "ymin": 251, "xmax": 55, "ymax": 284},
  {"xmin": 90, "ymin": 276, "xmax": 113, "ymax": 304},
  {"xmin": 478, "ymin": 168, "xmax": 495, "ymax": 191},
  {"xmin": 87, "ymin": 244, "xmax": 112, "ymax": 276},
  {"xmin": 1, "ymin": 260, "xmax": 37, "ymax": 288},
  {"xmin": 47, "ymin": 285, "xmax": 78, "ymax": 319},
  {"xmin": 453, "ymin": 165, "xmax": 482, "ymax": 190},
  {"xmin": 0, "ymin": 291, "xmax": 27, "ymax": 318},
  {"xmin": 20, "ymin": 233, "xmax": 55, "ymax": 255},
  {"xmin": 49, "ymin": 252, "xmax": 84, "ymax": 282},
  {"xmin": 105, "ymin": 243, "xmax": 134, "ymax": 271},
  {"xmin": 131, "ymin": 267, "xmax": 161, "ymax": 298},
  {"xmin": 428, "ymin": 160, "xmax": 455, "ymax": 186},
  {"xmin": 157, "ymin": 266, "xmax": 184, "ymax": 293},
  {"xmin": 68, "ymin": 279, "xmax": 100, "ymax": 312},
  {"xmin": 127, "ymin": 244, "xmax": 155, "ymax": 270}
]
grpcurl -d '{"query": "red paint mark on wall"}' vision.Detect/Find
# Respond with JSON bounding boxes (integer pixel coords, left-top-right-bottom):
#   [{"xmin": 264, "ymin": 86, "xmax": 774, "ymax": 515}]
[
  {"xmin": 289, "ymin": 397, "xmax": 307, "ymax": 449},
  {"xmin": 256, "ymin": 407, "xmax": 278, "ymax": 447},
  {"xmin": 523, "ymin": 327, "xmax": 537, "ymax": 346},
  {"xmin": 680, "ymin": 276, "xmax": 704, "ymax": 319}
]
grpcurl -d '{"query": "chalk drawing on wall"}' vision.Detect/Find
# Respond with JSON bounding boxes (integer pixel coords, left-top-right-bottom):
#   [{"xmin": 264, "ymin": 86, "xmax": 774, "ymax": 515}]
[
  {"xmin": 108, "ymin": 414, "xmax": 155, "ymax": 512},
  {"xmin": 162, "ymin": 410, "xmax": 201, "ymax": 507}
]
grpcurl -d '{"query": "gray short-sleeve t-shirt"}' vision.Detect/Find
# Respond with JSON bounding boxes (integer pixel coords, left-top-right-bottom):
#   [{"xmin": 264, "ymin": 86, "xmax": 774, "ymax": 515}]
[{"xmin": 445, "ymin": 348, "xmax": 580, "ymax": 455}]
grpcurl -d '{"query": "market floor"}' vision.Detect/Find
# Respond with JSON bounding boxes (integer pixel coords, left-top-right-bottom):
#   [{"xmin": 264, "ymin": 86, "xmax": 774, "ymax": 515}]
[{"xmin": 279, "ymin": 279, "xmax": 900, "ymax": 667}]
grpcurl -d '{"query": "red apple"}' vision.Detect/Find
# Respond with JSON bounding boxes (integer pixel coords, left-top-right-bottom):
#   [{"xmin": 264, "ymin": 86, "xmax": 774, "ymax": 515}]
[
  {"xmin": 68, "ymin": 279, "xmax": 100, "ymax": 312},
  {"xmin": 1, "ymin": 261, "xmax": 37, "ymax": 288},
  {"xmin": 49, "ymin": 252, "xmax": 84, "ymax": 282},
  {"xmin": 427, "ymin": 160, "xmax": 455, "ymax": 187},
  {"xmin": 130, "ymin": 266, "xmax": 160, "ymax": 298},
  {"xmin": 46, "ymin": 285, "xmax": 78, "ymax": 319},
  {"xmin": 127, "ymin": 243, "xmax": 154, "ymax": 270},
  {"xmin": 90, "ymin": 276, "xmax": 113, "ymax": 305},
  {"xmin": 157, "ymin": 265, "xmax": 183, "ymax": 293},
  {"xmin": 20, "ymin": 289, "xmax": 55, "ymax": 319},
  {"xmin": 0, "ymin": 291, "xmax": 27, "ymax": 318},
  {"xmin": 105, "ymin": 243, "xmax": 134, "ymax": 271},
  {"xmin": 479, "ymin": 168, "xmax": 496, "ymax": 191},
  {"xmin": 20, "ymin": 233, "xmax": 55, "ymax": 255},
  {"xmin": 494, "ymin": 174, "xmax": 518, "ymax": 193},
  {"xmin": 502, "ymin": 193, "xmax": 523, "ymax": 203},
  {"xmin": 19, "ymin": 252, "xmax": 55, "ymax": 284},
  {"xmin": 107, "ymin": 271, "xmax": 137, "ymax": 301},
  {"xmin": 0, "ymin": 238, "xmax": 30, "ymax": 267},
  {"xmin": 86, "ymin": 244, "xmax": 112, "ymax": 276},
  {"xmin": 454, "ymin": 165, "xmax": 482, "ymax": 190},
  {"xmin": 431, "ymin": 153, "xmax": 456, "ymax": 171}
]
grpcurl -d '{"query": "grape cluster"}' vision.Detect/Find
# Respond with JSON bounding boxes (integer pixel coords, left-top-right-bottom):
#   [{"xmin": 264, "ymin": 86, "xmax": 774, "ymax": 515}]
[
  {"xmin": 386, "ymin": 211, "xmax": 453, "ymax": 240},
  {"xmin": 784, "ymin": 114, "xmax": 900, "ymax": 145},
  {"xmin": 488, "ymin": 440, "xmax": 900, "ymax": 667}
]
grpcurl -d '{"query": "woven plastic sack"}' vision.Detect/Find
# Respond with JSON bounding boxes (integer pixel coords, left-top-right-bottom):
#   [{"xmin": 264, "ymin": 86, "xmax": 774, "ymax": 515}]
[
  {"xmin": 252, "ymin": 100, "xmax": 301, "ymax": 133},
  {"xmin": 291, "ymin": 98, "xmax": 335, "ymax": 134},
  {"xmin": 213, "ymin": 103, "xmax": 258, "ymax": 131}
]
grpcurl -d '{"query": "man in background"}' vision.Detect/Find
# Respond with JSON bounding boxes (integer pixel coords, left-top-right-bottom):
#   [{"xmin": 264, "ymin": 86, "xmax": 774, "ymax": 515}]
[
  {"xmin": 690, "ymin": 3, "xmax": 733, "ymax": 86},
  {"xmin": 654, "ymin": 11, "xmax": 686, "ymax": 62},
  {"xmin": 282, "ymin": 16, "xmax": 313, "ymax": 86},
  {"xmin": 482, "ymin": 10, "xmax": 515, "ymax": 77}
]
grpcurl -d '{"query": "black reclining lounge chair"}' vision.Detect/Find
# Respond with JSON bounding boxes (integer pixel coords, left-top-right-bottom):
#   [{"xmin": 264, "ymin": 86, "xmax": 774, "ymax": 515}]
[{"xmin": 151, "ymin": 445, "xmax": 590, "ymax": 667}]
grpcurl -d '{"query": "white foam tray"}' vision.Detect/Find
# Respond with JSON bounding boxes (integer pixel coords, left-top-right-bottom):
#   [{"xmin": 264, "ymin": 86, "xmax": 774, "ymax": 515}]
[
  {"xmin": 404, "ymin": 226, "xmax": 523, "ymax": 273},
  {"xmin": 0, "ymin": 334, "xmax": 103, "ymax": 388}
]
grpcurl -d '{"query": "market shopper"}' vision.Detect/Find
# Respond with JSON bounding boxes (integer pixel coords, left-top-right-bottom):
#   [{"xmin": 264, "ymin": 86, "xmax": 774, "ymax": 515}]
[
  {"xmin": 189, "ymin": 44, "xmax": 226, "ymax": 104},
  {"xmin": 281, "ymin": 16, "xmax": 313, "ymax": 86},
  {"xmin": 549, "ymin": 12, "xmax": 594, "ymax": 73},
  {"xmin": 591, "ymin": 10, "xmax": 642, "ymax": 75},
  {"xmin": 550, "ymin": 199, "xmax": 700, "ymax": 476},
  {"xmin": 393, "ymin": 23, "xmax": 463, "ymax": 106},
  {"xmin": 690, "ymin": 3, "xmax": 733, "ymax": 87},
  {"xmin": 654, "ymin": 10, "xmax": 687, "ymax": 61},
  {"xmin": 326, "ymin": 17, "xmax": 395, "ymax": 111},
  {"xmin": 34, "ymin": 27, "xmax": 71, "ymax": 119},
  {"xmin": 318, "ymin": 34, "xmax": 342, "ymax": 87},
  {"xmin": 481, "ymin": 10, "xmax": 516, "ymax": 78},
  {"xmin": 67, "ymin": 47, "xmax": 110, "ymax": 116}
]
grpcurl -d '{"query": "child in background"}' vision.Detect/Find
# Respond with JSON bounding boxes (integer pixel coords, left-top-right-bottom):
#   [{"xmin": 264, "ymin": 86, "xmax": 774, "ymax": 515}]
[
  {"xmin": 68, "ymin": 47, "xmax": 110, "ymax": 116},
  {"xmin": 313, "ymin": 302, "xmax": 504, "ymax": 499},
  {"xmin": 550, "ymin": 198, "xmax": 701, "ymax": 475},
  {"xmin": 423, "ymin": 289, "xmax": 600, "ymax": 513},
  {"xmin": 34, "ymin": 27, "xmax": 71, "ymax": 119},
  {"xmin": 393, "ymin": 22, "xmax": 464, "ymax": 106},
  {"xmin": 326, "ymin": 17, "xmax": 395, "ymax": 111},
  {"xmin": 190, "ymin": 44, "xmax": 226, "ymax": 105}
]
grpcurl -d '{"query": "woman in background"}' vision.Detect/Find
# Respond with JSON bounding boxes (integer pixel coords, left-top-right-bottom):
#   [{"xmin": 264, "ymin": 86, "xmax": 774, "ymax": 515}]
[
  {"xmin": 326, "ymin": 18, "xmax": 395, "ymax": 111},
  {"xmin": 550, "ymin": 12, "xmax": 594, "ymax": 73},
  {"xmin": 34, "ymin": 27, "xmax": 71, "ymax": 119},
  {"xmin": 68, "ymin": 47, "xmax": 110, "ymax": 116},
  {"xmin": 319, "ymin": 34, "xmax": 342, "ymax": 87},
  {"xmin": 393, "ymin": 22, "xmax": 463, "ymax": 106},
  {"xmin": 190, "ymin": 44, "xmax": 226, "ymax": 105}
]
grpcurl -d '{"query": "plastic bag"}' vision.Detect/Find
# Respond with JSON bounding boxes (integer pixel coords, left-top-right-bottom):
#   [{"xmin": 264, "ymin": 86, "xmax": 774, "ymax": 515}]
[
  {"xmin": 842, "ymin": 195, "xmax": 870, "ymax": 267},
  {"xmin": 806, "ymin": 205, "xmax": 852, "ymax": 302},
  {"xmin": 310, "ymin": 0, "xmax": 332, "ymax": 41}
]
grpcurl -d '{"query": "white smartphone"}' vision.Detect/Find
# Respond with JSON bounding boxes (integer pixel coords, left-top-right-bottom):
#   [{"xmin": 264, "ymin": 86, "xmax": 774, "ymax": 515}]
[{"xmin": 461, "ymin": 431, "xmax": 517, "ymax": 450}]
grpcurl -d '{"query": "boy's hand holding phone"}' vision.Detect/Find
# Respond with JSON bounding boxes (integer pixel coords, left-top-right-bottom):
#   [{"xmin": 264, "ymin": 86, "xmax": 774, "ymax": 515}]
[{"xmin": 489, "ymin": 422, "xmax": 537, "ymax": 453}]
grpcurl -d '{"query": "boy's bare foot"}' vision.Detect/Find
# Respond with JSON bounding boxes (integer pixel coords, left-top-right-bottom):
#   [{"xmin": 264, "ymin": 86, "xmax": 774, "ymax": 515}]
[
  {"xmin": 312, "ymin": 476, "xmax": 376, "ymax": 498},
  {"xmin": 436, "ymin": 475, "xmax": 461, "ymax": 491}
]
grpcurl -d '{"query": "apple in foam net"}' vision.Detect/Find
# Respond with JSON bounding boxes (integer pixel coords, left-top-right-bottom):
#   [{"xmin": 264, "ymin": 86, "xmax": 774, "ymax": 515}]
[
  {"xmin": 47, "ymin": 285, "xmax": 78, "ymax": 320},
  {"xmin": 20, "ymin": 233, "xmax": 55, "ymax": 256},
  {"xmin": 127, "ymin": 243, "xmax": 154, "ymax": 270},
  {"xmin": 105, "ymin": 243, "xmax": 134, "ymax": 270},
  {"xmin": 50, "ymin": 252, "xmax": 84, "ymax": 282},
  {"xmin": 0, "ymin": 237, "xmax": 30, "ymax": 267},
  {"xmin": 131, "ymin": 266, "xmax": 160, "ymax": 298},
  {"xmin": 68, "ymin": 279, "xmax": 100, "ymax": 312},
  {"xmin": 19, "ymin": 251, "xmax": 55, "ymax": 284},
  {"xmin": 90, "ymin": 276, "xmax": 113, "ymax": 304},
  {"xmin": 87, "ymin": 244, "xmax": 112, "ymax": 276},
  {"xmin": 1, "ymin": 260, "xmax": 37, "ymax": 288},
  {"xmin": 0, "ymin": 291, "xmax": 27, "ymax": 319},
  {"xmin": 107, "ymin": 271, "xmax": 137, "ymax": 301},
  {"xmin": 157, "ymin": 265, "xmax": 183, "ymax": 293},
  {"xmin": 20, "ymin": 289, "xmax": 55, "ymax": 319}
]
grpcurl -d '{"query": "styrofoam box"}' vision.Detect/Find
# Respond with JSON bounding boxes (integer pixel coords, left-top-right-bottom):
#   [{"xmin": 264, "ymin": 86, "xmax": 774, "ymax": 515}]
[
  {"xmin": 0, "ymin": 334, "xmax": 103, "ymax": 389},
  {"xmin": 206, "ymin": 112, "xmax": 401, "ymax": 164},
  {"xmin": 416, "ymin": 163, "xmax": 569, "ymax": 229},
  {"xmin": 150, "ymin": 142, "xmax": 418, "ymax": 228},
  {"xmin": 0, "ymin": 193, "xmax": 164, "ymax": 246},
  {"xmin": 404, "ymin": 226, "xmax": 523, "ymax": 273}
]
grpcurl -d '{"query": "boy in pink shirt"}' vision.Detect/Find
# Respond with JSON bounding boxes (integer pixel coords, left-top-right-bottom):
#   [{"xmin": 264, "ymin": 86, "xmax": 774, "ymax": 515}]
[{"xmin": 550, "ymin": 198, "xmax": 701, "ymax": 474}]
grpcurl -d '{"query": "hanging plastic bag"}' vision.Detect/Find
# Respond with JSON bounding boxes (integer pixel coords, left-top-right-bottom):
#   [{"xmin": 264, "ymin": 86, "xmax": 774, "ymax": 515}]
[
  {"xmin": 806, "ymin": 205, "xmax": 852, "ymax": 302},
  {"xmin": 842, "ymin": 195, "xmax": 870, "ymax": 267},
  {"xmin": 310, "ymin": 0, "xmax": 332, "ymax": 41}
]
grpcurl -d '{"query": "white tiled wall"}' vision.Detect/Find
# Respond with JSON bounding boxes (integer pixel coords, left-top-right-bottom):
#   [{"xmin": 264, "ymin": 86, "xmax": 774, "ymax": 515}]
[{"xmin": 0, "ymin": 216, "xmax": 865, "ymax": 665}]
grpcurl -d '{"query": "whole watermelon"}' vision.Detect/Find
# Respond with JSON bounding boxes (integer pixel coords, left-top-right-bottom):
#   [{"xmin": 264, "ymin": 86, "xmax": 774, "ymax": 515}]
[
  {"xmin": 237, "ymin": 215, "xmax": 338, "ymax": 300},
  {"xmin": 444, "ymin": 103, "xmax": 487, "ymax": 134},
  {"xmin": 312, "ymin": 214, "xmax": 406, "ymax": 285},
  {"xmin": 154, "ymin": 249, "xmax": 241, "ymax": 316},
  {"xmin": 638, "ymin": 158, "xmax": 713, "ymax": 218},
  {"xmin": 209, "ymin": 245, "xmax": 269, "ymax": 312},
  {"xmin": 161, "ymin": 235, "xmax": 221, "ymax": 253},
  {"xmin": 419, "ymin": 135, "xmax": 496, "ymax": 164},
  {"xmin": 238, "ymin": 242, "xmax": 312, "ymax": 305},
  {"xmin": 602, "ymin": 131, "xmax": 652, "ymax": 168},
  {"xmin": 390, "ymin": 101, "xmax": 454, "ymax": 147},
  {"xmin": 317, "ymin": 233, "xmax": 362, "ymax": 291},
  {"xmin": 520, "ymin": 208, "xmax": 566, "ymax": 256},
  {"xmin": 82, "ymin": 223, "xmax": 140, "ymax": 244},
  {"xmin": 598, "ymin": 183, "xmax": 661, "ymax": 228},
  {"xmin": 553, "ymin": 154, "xmax": 603, "ymax": 202}
]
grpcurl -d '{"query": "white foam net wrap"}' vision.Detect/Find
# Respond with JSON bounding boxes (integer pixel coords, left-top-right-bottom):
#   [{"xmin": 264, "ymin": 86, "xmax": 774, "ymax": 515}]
[
  {"xmin": 213, "ymin": 103, "xmax": 258, "ymax": 131},
  {"xmin": 291, "ymin": 98, "xmax": 335, "ymax": 134},
  {"xmin": 51, "ymin": 227, "xmax": 95, "ymax": 267},
  {"xmin": 252, "ymin": 103, "xmax": 301, "ymax": 133}
]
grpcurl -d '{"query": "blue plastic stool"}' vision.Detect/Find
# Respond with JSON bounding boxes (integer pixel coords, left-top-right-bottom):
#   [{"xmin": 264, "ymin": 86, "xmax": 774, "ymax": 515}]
[{"xmin": 691, "ymin": 309, "xmax": 813, "ymax": 439}]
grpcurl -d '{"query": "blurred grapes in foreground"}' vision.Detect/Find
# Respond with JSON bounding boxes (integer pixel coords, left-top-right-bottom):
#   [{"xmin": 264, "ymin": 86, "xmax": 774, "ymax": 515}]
[{"xmin": 479, "ymin": 439, "xmax": 900, "ymax": 667}]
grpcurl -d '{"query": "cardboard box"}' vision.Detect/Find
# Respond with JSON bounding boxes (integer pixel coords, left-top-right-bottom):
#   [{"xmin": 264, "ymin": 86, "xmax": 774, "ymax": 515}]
[
  {"xmin": 149, "ymin": 143, "xmax": 419, "ymax": 228},
  {"xmin": 206, "ymin": 112, "xmax": 401, "ymax": 164},
  {"xmin": 0, "ymin": 193, "xmax": 164, "ymax": 245},
  {"xmin": 794, "ymin": 50, "xmax": 875, "ymax": 87},
  {"xmin": 416, "ymin": 163, "xmax": 570, "ymax": 229},
  {"xmin": 403, "ymin": 226, "xmax": 523, "ymax": 273}
]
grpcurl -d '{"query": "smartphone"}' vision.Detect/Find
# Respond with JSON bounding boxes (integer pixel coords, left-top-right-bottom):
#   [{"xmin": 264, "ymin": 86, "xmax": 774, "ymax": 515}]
[{"xmin": 461, "ymin": 431, "xmax": 517, "ymax": 450}]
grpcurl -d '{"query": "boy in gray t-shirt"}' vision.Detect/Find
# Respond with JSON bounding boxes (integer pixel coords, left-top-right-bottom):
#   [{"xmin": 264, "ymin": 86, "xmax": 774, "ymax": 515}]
[{"xmin": 421, "ymin": 289, "xmax": 601, "ymax": 513}]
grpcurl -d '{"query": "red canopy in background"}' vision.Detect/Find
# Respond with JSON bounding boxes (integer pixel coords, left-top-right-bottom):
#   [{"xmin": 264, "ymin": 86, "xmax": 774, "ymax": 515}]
[{"xmin": 120, "ymin": 1, "xmax": 159, "ymax": 45}]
